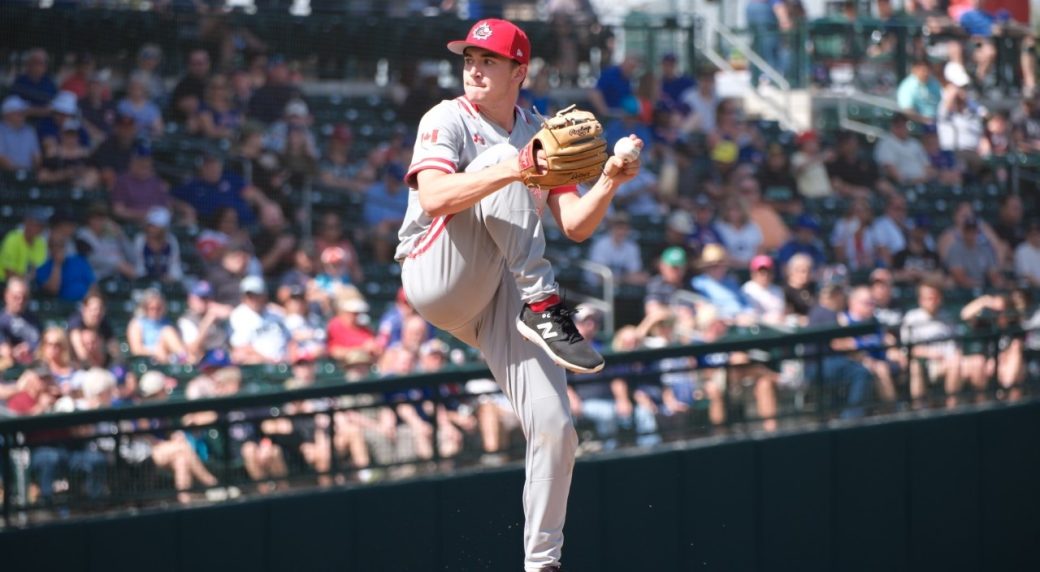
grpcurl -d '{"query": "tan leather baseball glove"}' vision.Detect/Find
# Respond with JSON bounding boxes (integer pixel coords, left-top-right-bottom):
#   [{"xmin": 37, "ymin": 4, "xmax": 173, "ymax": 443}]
[{"xmin": 518, "ymin": 105, "xmax": 608, "ymax": 188}]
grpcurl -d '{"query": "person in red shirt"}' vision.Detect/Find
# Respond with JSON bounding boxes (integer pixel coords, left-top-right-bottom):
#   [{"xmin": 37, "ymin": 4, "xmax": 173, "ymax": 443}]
[
  {"xmin": 5, "ymin": 368, "xmax": 57, "ymax": 416},
  {"xmin": 326, "ymin": 289, "xmax": 378, "ymax": 365}
]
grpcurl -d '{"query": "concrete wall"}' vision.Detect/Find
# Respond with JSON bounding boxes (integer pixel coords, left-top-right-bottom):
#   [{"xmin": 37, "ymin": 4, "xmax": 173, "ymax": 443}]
[{"xmin": 3, "ymin": 402, "xmax": 1038, "ymax": 572}]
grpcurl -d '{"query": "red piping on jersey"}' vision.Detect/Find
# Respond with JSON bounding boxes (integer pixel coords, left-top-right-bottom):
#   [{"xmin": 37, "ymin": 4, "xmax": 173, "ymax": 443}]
[
  {"xmin": 405, "ymin": 158, "xmax": 457, "ymax": 187},
  {"xmin": 456, "ymin": 97, "xmax": 479, "ymax": 118},
  {"xmin": 407, "ymin": 215, "xmax": 454, "ymax": 259}
]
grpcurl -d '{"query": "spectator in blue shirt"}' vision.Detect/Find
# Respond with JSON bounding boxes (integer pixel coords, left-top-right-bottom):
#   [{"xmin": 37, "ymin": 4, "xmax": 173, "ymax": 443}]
[
  {"xmin": 690, "ymin": 244, "xmax": 754, "ymax": 322},
  {"xmin": 173, "ymin": 153, "xmax": 283, "ymax": 231},
  {"xmin": 10, "ymin": 48, "xmax": 58, "ymax": 120},
  {"xmin": 896, "ymin": 59, "xmax": 942, "ymax": 123},
  {"xmin": 36, "ymin": 234, "xmax": 96, "ymax": 302},
  {"xmin": 588, "ymin": 54, "xmax": 641, "ymax": 118},
  {"xmin": 776, "ymin": 214, "xmax": 827, "ymax": 267},
  {"xmin": 0, "ymin": 96, "xmax": 42, "ymax": 173},
  {"xmin": 658, "ymin": 53, "xmax": 695, "ymax": 111},
  {"xmin": 745, "ymin": 0, "xmax": 792, "ymax": 85},
  {"xmin": 363, "ymin": 163, "xmax": 410, "ymax": 263},
  {"xmin": 116, "ymin": 72, "xmax": 164, "ymax": 139}
]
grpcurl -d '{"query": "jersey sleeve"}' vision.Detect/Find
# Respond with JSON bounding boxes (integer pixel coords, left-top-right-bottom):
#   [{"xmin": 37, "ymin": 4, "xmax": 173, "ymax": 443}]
[{"xmin": 406, "ymin": 102, "xmax": 465, "ymax": 188}]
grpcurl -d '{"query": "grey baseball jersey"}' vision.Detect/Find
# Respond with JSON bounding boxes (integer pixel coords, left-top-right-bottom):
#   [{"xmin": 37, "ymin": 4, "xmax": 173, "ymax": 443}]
[{"xmin": 397, "ymin": 97, "xmax": 579, "ymax": 571}]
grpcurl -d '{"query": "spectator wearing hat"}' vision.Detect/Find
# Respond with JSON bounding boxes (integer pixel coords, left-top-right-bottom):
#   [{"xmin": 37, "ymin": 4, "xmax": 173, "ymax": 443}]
[
  {"xmin": 35, "ymin": 231, "xmax": 95, "ymax": 303},
  {"xmin": 0, "ymin": 95, "xmax": 42, "ymax": 173},
  {"xmin": 80, "ymin": 70, "xmax": 117, "ymax": 142},
  {"xmin": 117, "ymin": 72, "xmax": 164, "ymax": 139},
  {"xmin": 313, "ymin": 246, "xmax": 357, "ymax": 298},
  {"xmin": 897, "ymin": 59, "xmax": 942, "ymax": 123},
  {"xmin": 691, "ymin": 244, "xmax": 754, "ymax": 322},
  {"xmin": 687, "ymin": 195, "xmax": 724, "ymax": 254},
  {"xmin": 172, "ymin": 152, "xmax": 282, "ymax": 231},
  {"xmin": 3, "ymin": 368, "xmax": 57, "ymax": 416},
  {"xmin": 741, "ymin": 255, "xmax": 786, "ymax": 326},
  {"xmin": 0, "ymin": 208, "xmax": 49, "ymax": 281},
  {"xmin": 776, "ymin": 213, "xmax": 826, "ymax": 268},
  {"xmin": 937, "ymin": 79, "xmax": 985, "ymax": 166},
  {"xmin": 89, "ymin": 110, "xmax": 138, "ymax": 190},
  {"xmin": 892, "ymin": 214, "xmax": 943, "ymax": 286},
  {"xmin": 248, "ymin": 55, "xmax": 300, "ymax": 125},
  {"xmin": 363, "ymin": 163, "xmax": 410, "ymax": 263},
  {"xmin": 715, "ymin": 196, "xmax": 763, "ymax": 269},
  {"xmin": 826, "ymin": 131, "xmax": 894, "ymax": 200},
  {"xmin": 37, "ymin": 90, "xmax": 90, "ymax": 155},
  {"xmin": 0, "ymin": 277, "xmax": 42, "ymax": 369},
  {"xmin": 313, "ymin": 212, "xmax": 363, "ymax": 282},
  {"xmin": 197, "ymin": 74, "xmax": 243, "ymax": 141},
  {"xmin": 658, "ymin": 53, "xmax": 695, "ymax": 111},
  {"xmin": 111, "ymin": 143, "xmax": 170, "ymax": 225},
  {"xmin": 264, "ymin": 98, "xmax": 319, "ymax": 157},
  {"xmin": 178, "ymin": 281, "xmax": 232, "ymax": 365},
  {"xmin": 874, "ymin": 114, "xmax": 933, "ymax": 186},
  {"xmin": 791, "ymin": 130, "xmax": 834, "ymax": 199},
  {"xmin": 230, "ymin": 276, "xmax": 293, "ymax": 365},
  {"xmin": 644, "ymin": 246, "xmax": 690, "ymax": 315},
  {"xmin": 586, "ymin": 213, "xmax": 649, "ymax": 288},
  {"xmin": 327, "ymin": 287, "xmax": 378, "ymax": 366},
  {"xmin": 127, "ymin": 288, "xmax": 187, "ymax": 364},
  {"xmin": 1013, "ymin": 220, "xmax": 1040, "ymax": 287},
  {"xmin": 168, "ymin": 49, "xmax": 211, "ymax": 124},
  {"xmin": 10, "ymin": 48, "xmax": 57, "ymax": 118},
  {"xmin": 132, "ymin": 207, "xmax": 183, "ymax": 283},
  {"xmin": 75, "ymin": 203, "xmax": 135, "ymax": 281},
  {"xmin": 664, "ymin": 210, "xmax": 696, "ymax": 251},
  {"xmin": 37, "ymin": 118, "xmax": 99, "ymax": 189}
]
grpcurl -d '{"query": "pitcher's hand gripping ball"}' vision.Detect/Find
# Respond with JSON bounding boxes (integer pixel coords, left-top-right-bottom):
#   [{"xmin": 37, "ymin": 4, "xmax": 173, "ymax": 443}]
[{"xmin": 517, "ymin": 105, "xmax": 608, "ymax": 188}]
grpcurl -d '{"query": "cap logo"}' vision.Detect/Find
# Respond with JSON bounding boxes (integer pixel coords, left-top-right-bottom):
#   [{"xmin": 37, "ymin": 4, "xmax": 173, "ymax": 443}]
[
  {"xmin": 516, "ymin": 49, "xmax": 523, "ymax": 57},
  {"xmin": 473, "ymin": 22, "xmax": 493, "ymax": 40}
]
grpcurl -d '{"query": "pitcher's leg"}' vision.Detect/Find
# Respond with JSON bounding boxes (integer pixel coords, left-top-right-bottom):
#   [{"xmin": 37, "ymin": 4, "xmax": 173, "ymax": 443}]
[
  {"xmin": 476, "ymin": 271, "xmax": 577, "ymax": 572},
  {"xmin": 468, "ymin": 143, "xmax": 557, "ymax": 304}
]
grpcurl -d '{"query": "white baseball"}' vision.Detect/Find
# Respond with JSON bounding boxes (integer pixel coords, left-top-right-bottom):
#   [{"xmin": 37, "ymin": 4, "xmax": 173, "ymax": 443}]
[{"xmin": 613, "ymin": 137, "xmax": 640, "ymax": 163}]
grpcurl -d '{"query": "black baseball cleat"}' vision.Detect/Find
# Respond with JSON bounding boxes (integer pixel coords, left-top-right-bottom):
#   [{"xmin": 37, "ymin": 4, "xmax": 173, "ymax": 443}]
[
  {"xmin": 517, "ymin": 303, "xmax": 605, "ymax": 374},
  {"xmin": 539, "ymin": 566, "xmax": 562, "ymax": 572}
]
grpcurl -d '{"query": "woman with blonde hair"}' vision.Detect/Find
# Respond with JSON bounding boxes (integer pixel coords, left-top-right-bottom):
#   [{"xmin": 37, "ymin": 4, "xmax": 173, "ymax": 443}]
[
  {"xmin": 36, "ymin": 326, "xmax": 77, "ymax": 394},
  {"xmin": 126, "ymin": 289, "xmax": 188, "ymax": 364}
]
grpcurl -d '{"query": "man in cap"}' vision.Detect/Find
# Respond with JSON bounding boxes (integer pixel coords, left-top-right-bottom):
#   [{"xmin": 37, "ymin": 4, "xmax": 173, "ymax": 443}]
[
  {"xmin": 0, "ymin": 95, "xmax": 42, "ymax": 173},
  {"xmin": 229, "ymin": 276, "xmax": 292, "ymax": 364},
  {"xmin": 36, "ymin": 228, "xmax": 96, "ymax": 302},
  {"xmin": 178, "ymin": 281, "xmax": 232, "ymax": 364},
  {"xmin": 691, "ymin": 244, "xmax": 754, "ymax": 322},
  {"xmin": 132, "ymin": 206, "xmax": 184, "ymax": 282},
  {"xmin": 944, "ymin": 216, "xmax": 1004, "ymax": 289},
  {"xmin": 776, "ymin": 214, "xmax": 826, "ymax": 267},
  {"xmin": 644, "ymin": 246, "xmax": 690, "ymax": 315},
  {"xmin": 89, "ymin": 110, "xmax": 139, "ymax": 190},
  {"xmin": 169, "ymin": 49, "xmax": 211, "ymax": 123},
  {"xmin": 0, "ymin": 207, "xmax": 49, "ymax": 281},
  {"xmin": 398, "ymin": 18, "xmax": 644, "ymax": 572},
  {"xmin": 326, "ymin": 287, "xmax": 378, "ymax": 366}
]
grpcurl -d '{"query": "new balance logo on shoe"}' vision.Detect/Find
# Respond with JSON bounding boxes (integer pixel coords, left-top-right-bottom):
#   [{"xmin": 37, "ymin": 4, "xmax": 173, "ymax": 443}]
[
  {"xmin": 517, "ymin": 303, "xmax": 605, "ymax": 374},
  {"xmin": 536, "ymin": 322, "xmax": 558, "ymax": 339}
]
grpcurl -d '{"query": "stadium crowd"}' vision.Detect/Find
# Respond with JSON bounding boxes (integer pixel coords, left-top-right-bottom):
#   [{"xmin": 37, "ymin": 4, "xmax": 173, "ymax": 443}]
[{"xmin": 1, "ymin": 0, "xmax": 1040, "ymax": 509}]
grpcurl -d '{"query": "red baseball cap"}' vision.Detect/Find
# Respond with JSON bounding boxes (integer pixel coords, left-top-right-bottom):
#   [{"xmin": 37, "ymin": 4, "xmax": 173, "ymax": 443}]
[{"xmin": 447, "ymin": 19, "xmax": 531, "ymax": 65}]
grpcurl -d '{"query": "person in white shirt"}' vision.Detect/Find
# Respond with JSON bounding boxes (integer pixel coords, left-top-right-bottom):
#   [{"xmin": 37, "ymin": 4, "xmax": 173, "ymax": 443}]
[
  {"xmin": 715, "ymin": 196, "xmax": 763, "ymax": 268},
  {"xmin": 740, "ymin": 255, "xmax": 786, "ymax": 326},
  {"xmin": 870, "ymin": 195, "xmax": 910, "ymax": 266},
  {"xmin": 1014, "ymin": 220, "xmax": 1040, "ymax": 287},
  {"xmin": 586, "ymin": 213, "xmax": 648, "ymax": 287},
  {"xmin": 873, "ymin": 114, "xmax": 934, "ymax": 186},
  {"xmin": 229, "ymin": 276, "xmax": 292, "ymax": 364},
  {"xmin": 899, "ymin": 280, "xmax": 963, "ymax": 402}
]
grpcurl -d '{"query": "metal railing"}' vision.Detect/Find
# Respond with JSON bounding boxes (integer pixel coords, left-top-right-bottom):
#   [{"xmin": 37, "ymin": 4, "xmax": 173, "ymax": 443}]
[{"xmin": 3, "ymin": 319, "xmax": 1037, "ymax": 528}]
